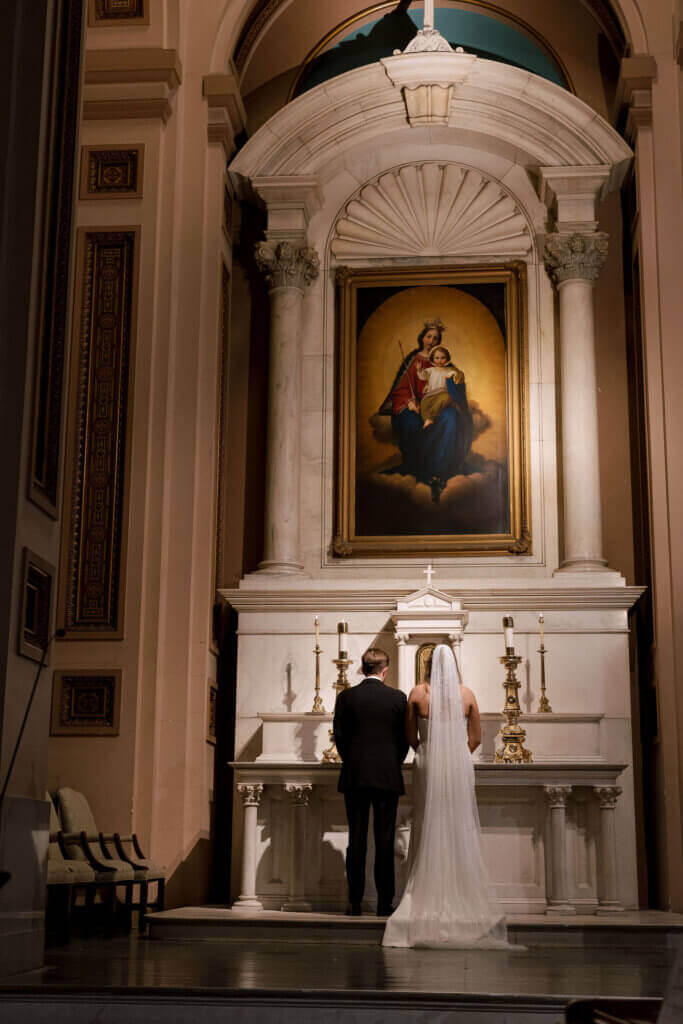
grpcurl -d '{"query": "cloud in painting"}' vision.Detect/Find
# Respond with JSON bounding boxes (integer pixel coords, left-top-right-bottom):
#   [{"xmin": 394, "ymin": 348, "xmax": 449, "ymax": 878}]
[{"xmin": 356, "ymin": 453, "xmax": 509, "ymax": 536}]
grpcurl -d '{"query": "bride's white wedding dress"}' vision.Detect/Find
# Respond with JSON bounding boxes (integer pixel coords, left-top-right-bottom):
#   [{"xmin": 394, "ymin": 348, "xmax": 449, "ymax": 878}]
[{"xmin": 382, "ymin": 644, "xmax": 509, "ymax": 949}]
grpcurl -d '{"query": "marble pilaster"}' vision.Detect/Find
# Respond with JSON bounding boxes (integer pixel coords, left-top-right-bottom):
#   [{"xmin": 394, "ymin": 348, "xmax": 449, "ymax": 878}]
[
  {"xmin": 254, "ymin": 241, "xmax": 319, "ymax": 573},
  {"xmin": 544, "ymin": 232, "xmax": 609, "ymax": 572}
]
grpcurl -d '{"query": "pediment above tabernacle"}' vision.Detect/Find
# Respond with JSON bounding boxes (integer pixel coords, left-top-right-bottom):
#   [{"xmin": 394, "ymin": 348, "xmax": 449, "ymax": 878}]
[
  {"xmin": 395, "ymin": 586, "xmax": 461, "ymax": 612},
  {"xmin": 331, "ymin": 163, "xmax": 532, "ymax": 260}
]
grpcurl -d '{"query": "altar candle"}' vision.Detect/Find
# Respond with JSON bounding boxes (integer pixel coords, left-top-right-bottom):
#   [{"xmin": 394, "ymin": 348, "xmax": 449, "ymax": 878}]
[
  {"xmin": 338, "ymin": 620, "xmax": 348, "ymax": 658},
  {"xmin": 538, "ymin": 612, "xmax": 544, "ymax": 646},
  {"xmin": 315, "ymin": 616, "xmax": 319, "ymax": 646},
  {"xmin": 503, "ymin": 615, "xmax": 515, "ymax": 653}
]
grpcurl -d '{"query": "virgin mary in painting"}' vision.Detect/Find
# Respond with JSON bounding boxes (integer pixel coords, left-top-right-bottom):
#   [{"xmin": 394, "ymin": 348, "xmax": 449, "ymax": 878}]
[{"xmin": 377, "ymin": 319, "xmax": 473, "ymax": 503}]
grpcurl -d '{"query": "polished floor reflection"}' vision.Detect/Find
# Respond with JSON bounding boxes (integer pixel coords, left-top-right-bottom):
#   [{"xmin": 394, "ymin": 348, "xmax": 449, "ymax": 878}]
[{"xmin": 3, "ymin": 933, "xmax": 675, "ymax": 1000}]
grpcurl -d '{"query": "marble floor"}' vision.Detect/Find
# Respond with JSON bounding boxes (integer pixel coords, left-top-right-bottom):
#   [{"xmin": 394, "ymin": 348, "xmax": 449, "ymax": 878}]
[{"xmin": 2, "ymin": 929, "xmax": 675, "ymax": 999}]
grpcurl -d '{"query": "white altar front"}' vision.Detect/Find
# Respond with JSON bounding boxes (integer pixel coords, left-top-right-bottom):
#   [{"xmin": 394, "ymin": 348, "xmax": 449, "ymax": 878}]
[{"xmin": 227, "ymin": 585, "xmax": 637, "ymax": 916}]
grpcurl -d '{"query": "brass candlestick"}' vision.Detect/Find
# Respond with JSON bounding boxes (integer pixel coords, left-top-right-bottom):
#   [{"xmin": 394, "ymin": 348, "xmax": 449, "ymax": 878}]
[
  {"xmin": 310, "ymin": 618, "xmax": 325, "ymax": 714},
  {"xmin": 495, "ymin": 653, "xmax": 533, "ymax": 764},
  {"xmin": 310, "ymin": 641, "xmax": 325, "ymax": 714},
  {"xmin": 321, "ymin": 653, "xmax": 353, "ymax": 763},
  {"xmin": 536, "ymin": 613, "xmax": 552, "ymax": 713},
  {"xmin": 537, "ymin": 644, "xmax": 553, "ymax": 713}
]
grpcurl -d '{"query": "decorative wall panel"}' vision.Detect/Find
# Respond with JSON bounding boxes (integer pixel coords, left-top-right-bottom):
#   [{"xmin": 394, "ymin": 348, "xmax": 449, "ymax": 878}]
[
  {"xmin": 89, "ymin": 0, "xmax": 147, "ymax": 25},
  {"xmin": 61, "ymin": 229, "xmax": 138, "ymax": 636},
  {"xmin": 18, "ymin": 549, "xmax": 56, "ymax": 663},
  {"xmin": 80, "ymin": 145, "xmax": 144, "ymax": 199},
  {"xmin": 29, "ymin": 0, "xmax": 84, "ymax": 516},
  {"xmin": 51, "ymin": 669, "xmax": 121, "ymax": 735}
]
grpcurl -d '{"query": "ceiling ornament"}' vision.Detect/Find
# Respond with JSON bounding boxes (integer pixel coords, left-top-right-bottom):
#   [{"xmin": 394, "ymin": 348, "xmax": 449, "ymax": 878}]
[{"xmin": 331, "ymin": 163, "xmax": 532, "ymax": 260}]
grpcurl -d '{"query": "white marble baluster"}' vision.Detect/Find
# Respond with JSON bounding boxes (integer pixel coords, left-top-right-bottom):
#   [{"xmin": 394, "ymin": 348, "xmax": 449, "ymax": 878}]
[
  {"xmin": 544, "ymin": 785, "xmax": 576, "ymax": 915},
  {"xmin": 544, "ymin": 233, "xmax": 609, "ymax": 572},
  {"xmin": 593, "ymin": 786, "xmax": 625, "ymax": 914},
  {"xmin": 254, "ymin": 241, "xmax": 319, "ymax": 573},
  {"xmin": 234, "ymin": 783, "xmax": 264, "ymax": 910},
  {"xmin": 281, "ymin": 783, "xmax": 313, "ymax": 911}
]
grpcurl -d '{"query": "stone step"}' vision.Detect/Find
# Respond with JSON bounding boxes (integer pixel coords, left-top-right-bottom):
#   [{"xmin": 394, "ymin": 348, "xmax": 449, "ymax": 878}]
[{"xmin": 147, "ymin": 907, "xmax": 683, "ymax": 949}]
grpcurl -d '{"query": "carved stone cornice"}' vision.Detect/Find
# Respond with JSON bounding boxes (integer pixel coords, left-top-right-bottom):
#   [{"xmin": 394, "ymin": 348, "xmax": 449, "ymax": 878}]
[
  {"xmin": 544, "ymin": 232, "xmax": 609, "ymax": 285},
  {"xmin": 203, "ymin": 70, "xmax": 246, "ymax": 159},
  {"xmin": 612, "ymin": 55, "xmax": 656, "ymax": 143},
  {"xmin": 83, "ymin": 47, "xmax": 182, "ymax": 123},
  {"xmin": 254, "ymin": 241, "xmax": 319, "ymax": 291}
]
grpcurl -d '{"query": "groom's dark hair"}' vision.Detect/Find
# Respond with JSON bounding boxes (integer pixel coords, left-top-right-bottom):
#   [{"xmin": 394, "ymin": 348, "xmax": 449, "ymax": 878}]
[{"xmin": 362, "ymin": 647, "xmax": 389, "ymax": 676}]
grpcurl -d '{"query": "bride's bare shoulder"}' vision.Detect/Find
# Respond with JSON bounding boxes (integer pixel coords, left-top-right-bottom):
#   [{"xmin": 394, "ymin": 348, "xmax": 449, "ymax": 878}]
[
  {"xmin": 407, "ymin": 683, "xmax": 427, "ymax": 704},
  {"xmin": 460, "ymin": 685, "xmax": 478, "ymax": 708}
]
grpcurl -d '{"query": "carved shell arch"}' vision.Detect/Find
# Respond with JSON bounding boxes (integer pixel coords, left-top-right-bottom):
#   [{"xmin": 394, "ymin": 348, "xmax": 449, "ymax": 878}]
[{"xmin": 330, "ymin": 163, "xmax": 533, "ymax": 260}]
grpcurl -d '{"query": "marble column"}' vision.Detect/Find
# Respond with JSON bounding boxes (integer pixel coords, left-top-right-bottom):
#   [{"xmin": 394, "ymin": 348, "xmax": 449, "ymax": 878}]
[
  {"xmin": 544, "ymin": 233, "xmax": 609, "ymax": 571},
  {"xmin": 543, "ymin": 785, "xmax": 575, "ymax": 914},
  {"xmin": 254, "ymin": 240, "xmax": 319, "ymax": 573},
  {"xmin": 593, "ymin": 785, "xmax": 624, "ymax": 914},
  {"xmin": 234, "ymin": 783, "xmax": 264, "ymax": 910},
  {"xmin": 281, "ymin": 783, "xmax": 313, "ymax": 911}
]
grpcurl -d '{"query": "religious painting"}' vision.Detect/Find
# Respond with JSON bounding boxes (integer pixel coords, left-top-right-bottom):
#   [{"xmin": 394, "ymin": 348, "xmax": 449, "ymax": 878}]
[{"xmin": 334, "ymin": 265, "xmax": 530, "ymax": 557}]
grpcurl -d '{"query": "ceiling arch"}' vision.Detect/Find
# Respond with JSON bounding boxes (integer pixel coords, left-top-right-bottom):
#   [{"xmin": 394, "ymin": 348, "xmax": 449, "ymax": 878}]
[{"xmin": 222, "ymin": 0, "xmax": 647, "ymax": 84}]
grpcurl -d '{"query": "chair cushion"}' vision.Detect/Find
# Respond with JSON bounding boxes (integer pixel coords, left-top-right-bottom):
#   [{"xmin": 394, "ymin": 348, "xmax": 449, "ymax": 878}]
[
  {"xmin": 57, "ymin": 788, "xmax": 98, "ymax": 859},
  {"xmin": 128, "ymin": 858, "xmax": 165, "ymax": 879},
  {"xmin": 93, "ymin": 861, "xmax": 134, "ymax": 883},
  {"xmin": 47, "ymin": 862, "xmax": 74, "ymax": 885},
  {"xmin": 65, "ymin": 862, "xmax": 96, "ymax": 883}
]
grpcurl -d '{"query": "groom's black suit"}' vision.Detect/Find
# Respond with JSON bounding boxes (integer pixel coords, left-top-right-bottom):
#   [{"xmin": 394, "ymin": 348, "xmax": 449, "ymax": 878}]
[{"xmin": 333, "ymin": 677, "xmax": 408, "ymax": 911}]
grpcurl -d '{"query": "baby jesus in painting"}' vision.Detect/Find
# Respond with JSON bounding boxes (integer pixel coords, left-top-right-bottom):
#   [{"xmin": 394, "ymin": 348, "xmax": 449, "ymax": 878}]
[{"xmin": 417, "ymin": 345, "xmax": 464, "ymax": 429}]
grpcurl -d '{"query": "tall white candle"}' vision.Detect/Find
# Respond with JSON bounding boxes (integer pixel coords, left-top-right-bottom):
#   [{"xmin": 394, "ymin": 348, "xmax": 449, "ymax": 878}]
[
  {"xmin": 503, "ymin": 615, "xmax": 514, "ymax": 652},
  {"xmin": 338, "ymin": 621, "xmax": 348, "ymax": 657},
  {"xmin": 315, "ymin": 616, "xmax": 319, "ymax": 646},
  {"xmin": 538, "ymin": 612, "xmax": 544, "ymax": 646}
]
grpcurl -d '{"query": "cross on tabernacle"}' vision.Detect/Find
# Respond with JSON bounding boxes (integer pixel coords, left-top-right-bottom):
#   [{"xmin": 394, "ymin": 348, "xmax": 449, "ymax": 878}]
[{"xmin": 423, "ymin": 563, "xmax": 435, "ymax": 588}]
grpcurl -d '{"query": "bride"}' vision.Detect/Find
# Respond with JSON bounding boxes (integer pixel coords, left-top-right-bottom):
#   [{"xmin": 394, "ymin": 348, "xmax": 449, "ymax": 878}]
[{"xmin": 382, "ymin": 644, "xmax": 509, "ymax": 949}]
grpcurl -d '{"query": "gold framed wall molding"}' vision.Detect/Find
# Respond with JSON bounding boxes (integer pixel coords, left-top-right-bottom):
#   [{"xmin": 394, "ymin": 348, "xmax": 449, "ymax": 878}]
[
  {"xmin": 59, "ymin": 228, "xmax": 139, "ymax": 638},
  {"xmin": 51, "ymin": 669, "xmax": 122, "ymax": 736},
  {"xmin": 334, "ymin": 263, "xmax": 530, "ymax": 558},
  {"xmin": 79, "ymin": 144, "xmax": 144, "ymax": 199},
  {"xmin": 88, "ymin": 0, "xmax": 148, "ymax": 26}
]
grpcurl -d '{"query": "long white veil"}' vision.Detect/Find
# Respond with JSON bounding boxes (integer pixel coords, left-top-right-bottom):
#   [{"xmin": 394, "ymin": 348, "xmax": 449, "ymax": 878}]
[{"xmin": 384, "ymin": 643, "xmax": 508, "ymax": 948}]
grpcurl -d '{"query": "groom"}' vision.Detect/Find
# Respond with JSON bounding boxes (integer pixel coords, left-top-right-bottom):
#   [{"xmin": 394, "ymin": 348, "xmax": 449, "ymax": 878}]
[{"xmin": 333, "ymin": 648, "xmax": 408, "ymax": 916}]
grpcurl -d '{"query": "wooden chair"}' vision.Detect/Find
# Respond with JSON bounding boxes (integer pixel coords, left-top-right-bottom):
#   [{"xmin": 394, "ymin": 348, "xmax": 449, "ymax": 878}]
[
  {"xmin": 56, "ymin": 788, "xmax": 137, "ymax": 931},
  {"xmin": 57, "ymin": 787, "xmax": 165, "ymax": 930},
  {"xmin": 46, "ymin": 793, "xmax": 97, "ymax": 942}
]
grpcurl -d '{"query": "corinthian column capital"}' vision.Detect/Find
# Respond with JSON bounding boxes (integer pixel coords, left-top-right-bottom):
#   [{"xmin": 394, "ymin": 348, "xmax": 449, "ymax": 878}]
[
  {"xmin": 254, "ymin": 240, "xmax": 320, "ymax": 291},
  {"xmin": 544, "ymin": 232, "xmax": 609, "ymax": 285}
]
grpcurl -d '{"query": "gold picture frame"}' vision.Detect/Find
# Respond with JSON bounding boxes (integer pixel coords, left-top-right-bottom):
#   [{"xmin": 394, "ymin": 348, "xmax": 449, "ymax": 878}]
[{"xmin": 334, "ymin": 263, "xmax": 530, "ymax": 558}]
